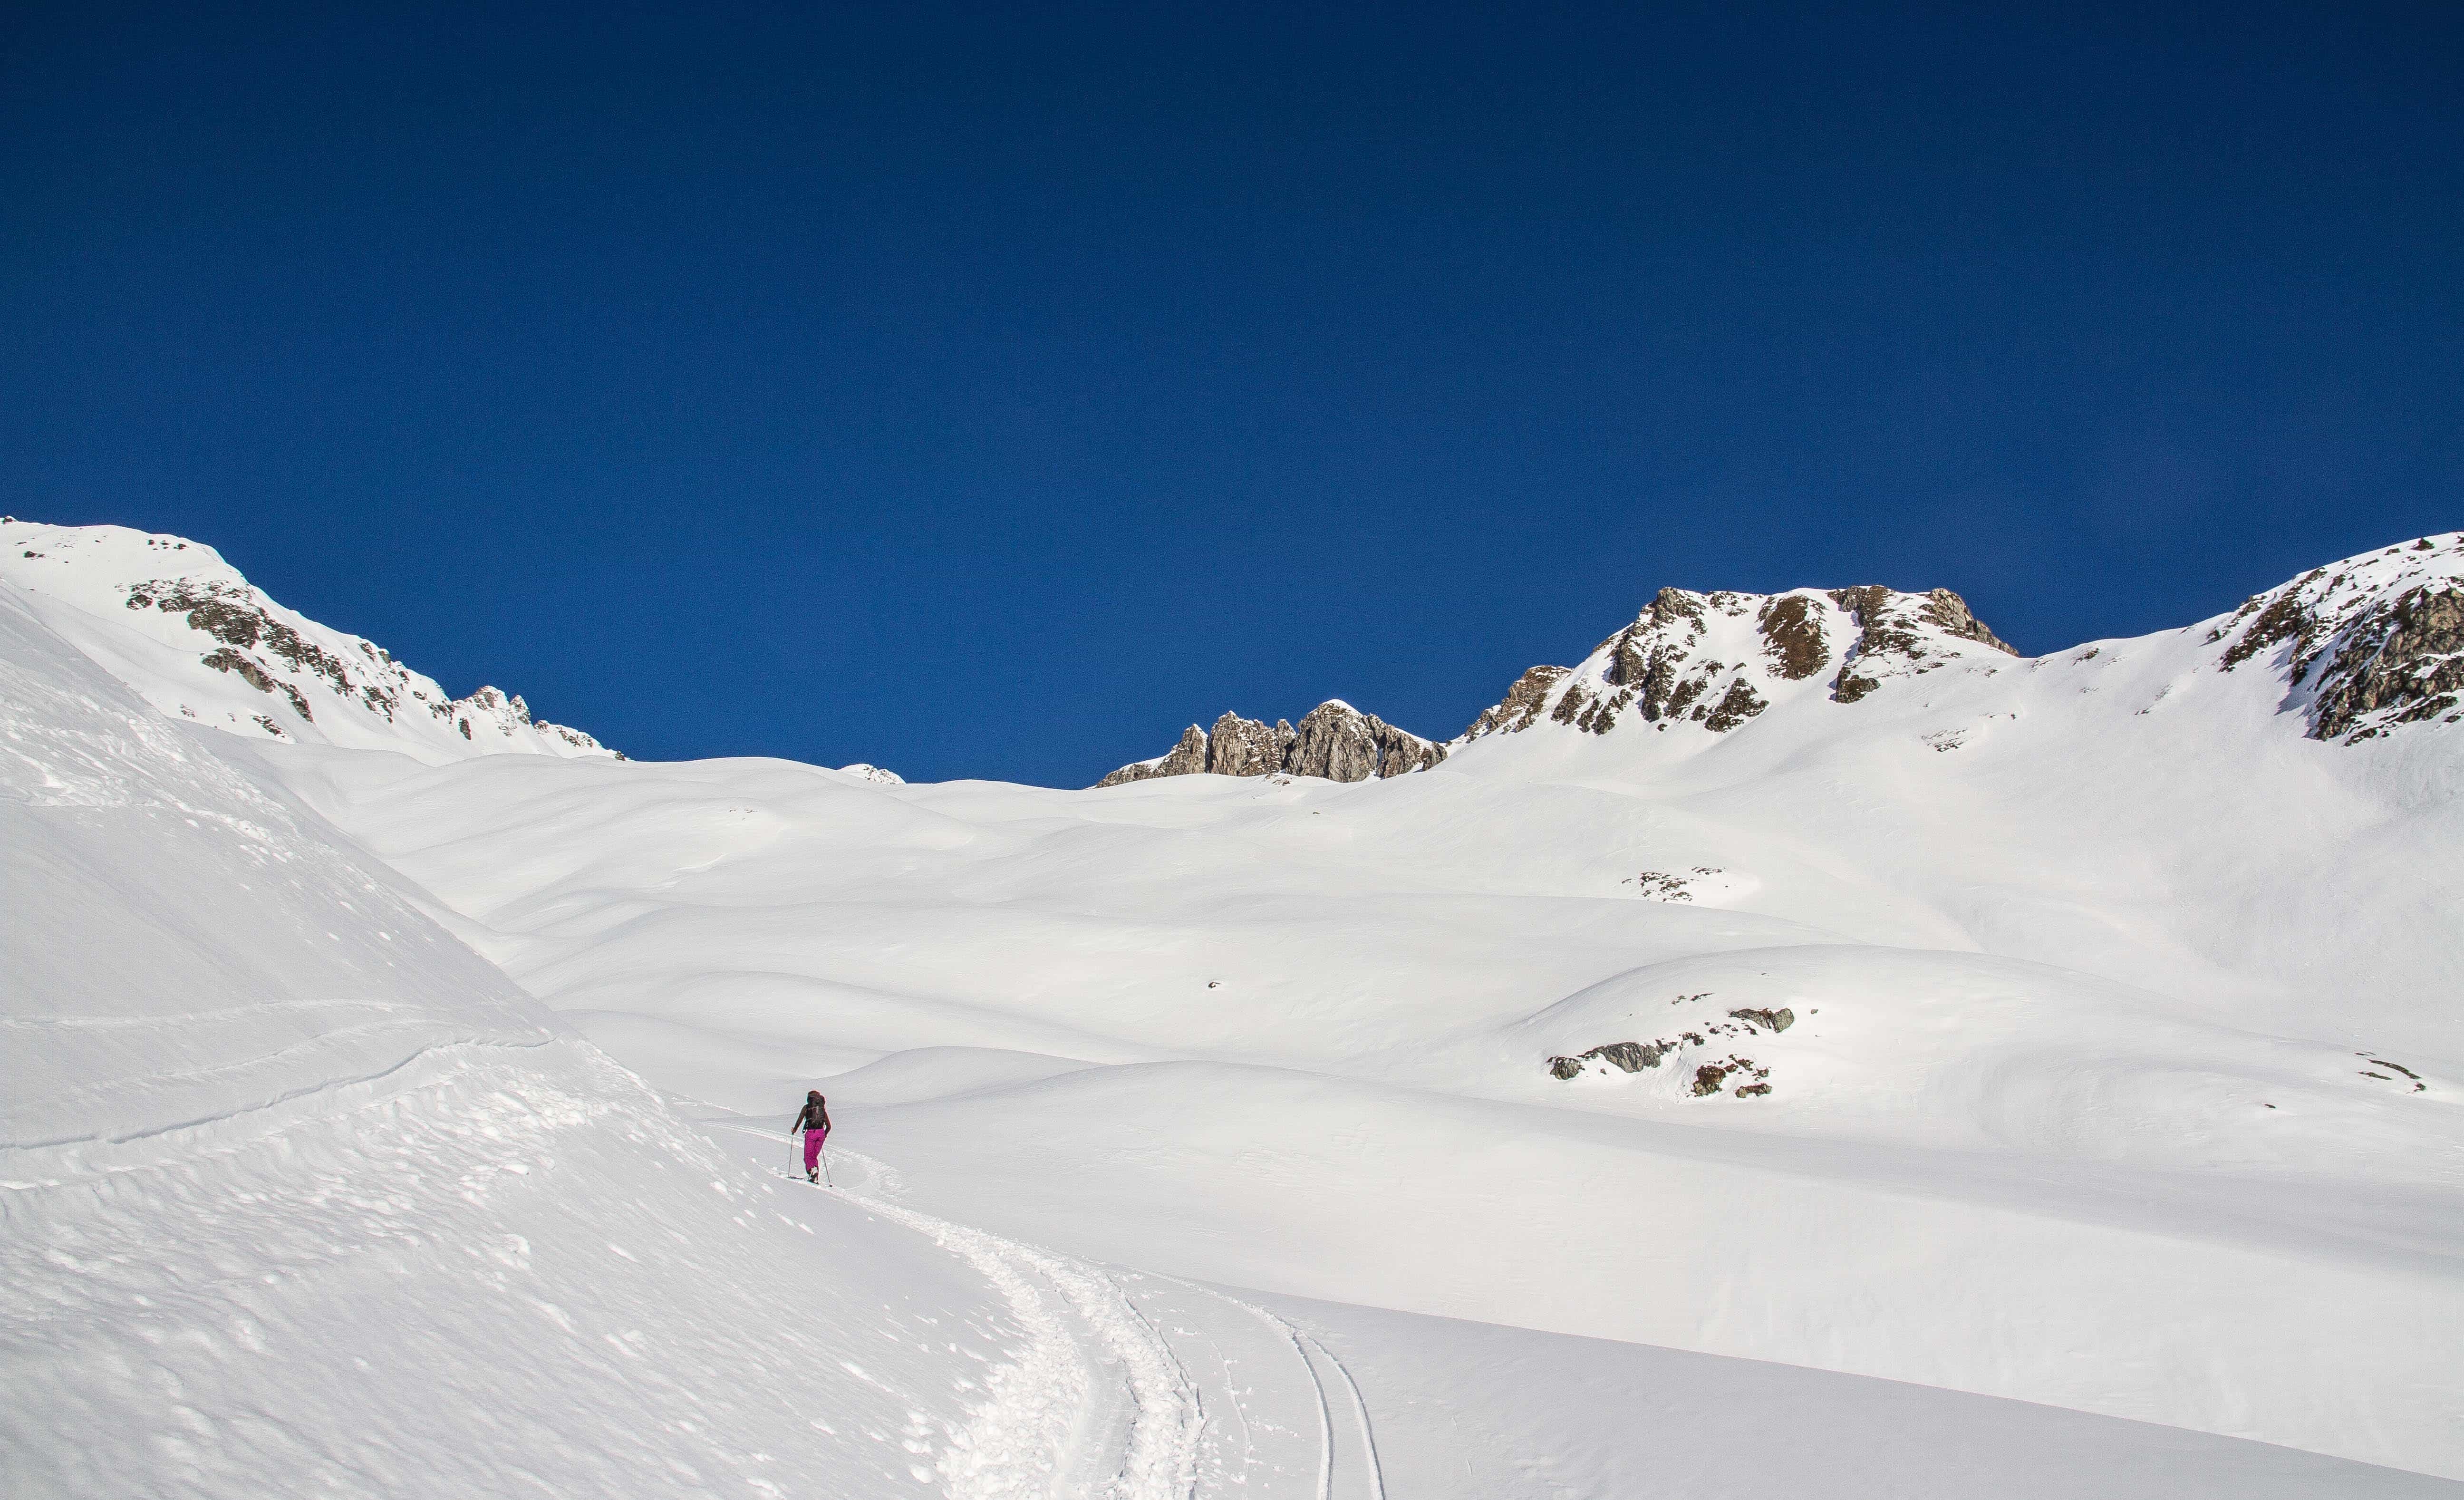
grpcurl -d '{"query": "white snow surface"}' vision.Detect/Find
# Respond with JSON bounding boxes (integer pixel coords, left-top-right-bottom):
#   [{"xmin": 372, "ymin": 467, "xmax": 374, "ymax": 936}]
[
  {"xmin": 0, "ymin": 519, "xmax": 614, "ymax": 761},
  {"xmin": 9, "ymin": 522, "xmax": 2464, "ymax": 1495}
]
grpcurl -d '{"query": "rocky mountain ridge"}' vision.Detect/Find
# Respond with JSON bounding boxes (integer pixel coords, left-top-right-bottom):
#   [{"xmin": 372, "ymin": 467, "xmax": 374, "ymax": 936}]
[
  {"xmin": 2209, "ymin": 535, "xmax": 2464, "ymax": 740},
  {"xmin": 1458, "ymin": 581, "xmax": 2021, "ymax": 748},
  {"xmin": 0, "ymin": 519, "xmax": 616, "ymax": 763},
  {"xmin": 1096, "ymin": 699, "xmax": 1443, "ymax": 787},
  {"xmin": 1092, "ymin": 533, "xmax": 2462, "ymax": 788},
  {"xmin": 15, "ymin": 517, "xmax": 2456, "ymax": 784}
]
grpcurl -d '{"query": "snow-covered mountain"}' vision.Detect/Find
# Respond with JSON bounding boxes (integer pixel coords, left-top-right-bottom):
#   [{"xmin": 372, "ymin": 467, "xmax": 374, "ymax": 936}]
[
  {"xmin": 10, "ymin": 517, "xmax": 2464, "ymax": 1495},
  {"xmin": 0, "ymin": 582, "xmax": 1020, "ymax": 1498},
  {"xmin": 233, "ymin": 527, "xmax": 2464, "ymax": 1481},
  {"xmin": 1103, "ymin": 534, "xmax": 2463, "ymax": 787},
  {"xmin": 1458, "ymin": 539, "xmax": 2461, "ymax": 750},
  {"xmin": 1459, "ymin": 581, "xmax": 2017, "ymax": 741},
  {"xmin": 0, "ymin": 518, "xmax": 615, "ymax": 762}
]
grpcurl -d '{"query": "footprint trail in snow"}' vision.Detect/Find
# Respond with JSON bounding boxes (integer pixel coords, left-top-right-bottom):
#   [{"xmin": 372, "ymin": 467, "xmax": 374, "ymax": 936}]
[{"xmin": 708, "ymin": 1124, "xmax": 1382, "ymax": 1499}]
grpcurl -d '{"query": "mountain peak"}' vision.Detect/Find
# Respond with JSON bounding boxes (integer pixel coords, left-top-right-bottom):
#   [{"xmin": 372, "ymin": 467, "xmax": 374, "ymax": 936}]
[
  {"xmin": 2207, "ymin": 531, "xmax": 2464, "ymax": 741},
  {"xmin": 1463, "ymin": 581, "xmax": 2020, "ymax": 744},
  {"xmin": 1095, "ymin": 699, "xmax": 1443, "ymax": 788},
  {"xmin": 0, "ymin": 519, "xmax": 617, "ymax": 763}
]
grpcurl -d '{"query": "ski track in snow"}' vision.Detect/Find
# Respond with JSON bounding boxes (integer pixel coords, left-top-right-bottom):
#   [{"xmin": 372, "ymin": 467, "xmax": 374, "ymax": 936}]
[
  {"xmin": 1132, "ymin": 1268, "xmax": 1388, "ymax": 1500},
  {"xmin": 711, "ymin": 1124, "xmax": 1384, "ymax": 1499}
]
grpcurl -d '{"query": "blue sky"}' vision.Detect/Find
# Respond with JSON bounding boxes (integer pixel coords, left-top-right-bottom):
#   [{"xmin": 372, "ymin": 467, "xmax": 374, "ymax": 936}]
[{"xmin": 3, "ymin": 3, "xmax": 2456, "ymax": 784}]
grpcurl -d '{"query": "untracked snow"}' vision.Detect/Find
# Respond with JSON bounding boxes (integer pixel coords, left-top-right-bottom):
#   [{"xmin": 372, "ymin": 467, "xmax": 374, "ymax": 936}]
[{"xmin": 8, "ymin": 522, "xmax": 2464, "ymax": 1495}]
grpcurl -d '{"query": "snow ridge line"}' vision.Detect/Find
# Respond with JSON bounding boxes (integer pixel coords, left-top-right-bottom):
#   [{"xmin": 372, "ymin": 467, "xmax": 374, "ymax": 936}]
[
  {"xmin": 0, "ymin": 1035, "xmax": 563, "ymax": 1182},
  {"xmin": 0, "ymin": 997, "xmax": 444, "ymax": 1030}
]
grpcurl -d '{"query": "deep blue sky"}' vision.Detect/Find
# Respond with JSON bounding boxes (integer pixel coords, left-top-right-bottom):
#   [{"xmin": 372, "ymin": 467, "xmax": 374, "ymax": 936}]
[{"xmin": 3, "ymin": 3, "xmax": 2457, "ymax": 784}]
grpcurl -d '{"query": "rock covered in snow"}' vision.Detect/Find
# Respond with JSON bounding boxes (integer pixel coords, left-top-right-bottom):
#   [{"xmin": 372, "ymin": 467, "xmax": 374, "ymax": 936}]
[
  {"xmin": 837, "ymin": 762, "xmax": 906, "ymax": 784},
  {"xmin": 1095, "ymin": 700, "xmax": 1444, "ymax": 787},
  {"xmin": 2206, "ymin": 532, "xmax": 2464, "ymax": 741},
  {"xmin": 1455, "ymin": 535, "xmax": 2464, "ymax": 755},
  {"xmin": 1095, "ymin": 537, "xmax": 2463, "ymax": 789},
  {"xmin": 0, "ymin": 518, "xmax": 618, "ymax": 763},
  {"xmin": 1461, "ymin": 581, "xmax": 2019, "ymax": 746}
]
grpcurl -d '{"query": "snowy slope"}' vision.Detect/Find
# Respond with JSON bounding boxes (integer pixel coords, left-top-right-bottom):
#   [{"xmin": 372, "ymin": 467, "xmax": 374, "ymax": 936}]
[
  {"xmin": 0, "ymin": 519, "xmax": 614, "ymax": 761},
  {"xmin": 0, "ymin": 585, "xmax": 1094, "ymax": 1499},
  {"xmin": 22, "ymin": 586, "xmax": 2428, "ymax": 1500},
  {"xmin": 13, "ymin": 519, "xmax": 2463, "ymax": 1493},
  {"xmin": 244, "ymin": 533, "xmax": 2464, "ymax": 1481}
]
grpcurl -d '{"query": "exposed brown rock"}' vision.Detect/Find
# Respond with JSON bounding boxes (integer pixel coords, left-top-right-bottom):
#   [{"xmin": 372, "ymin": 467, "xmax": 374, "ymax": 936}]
[
  {"xmin": 1917, "ymin": 588, "xmax": 2016, "ymax": 654},
  {"xmin": 1095, "ymin": 702, "xmax": 1443, "ymax": 788},
  {"xmin": 1374, "ymin": 718, "xmax": 1445, "ymax": 773},
  {"xmin": 1589, "ymin": 1041, "xmax": 1671, "ymax": 1072},
  {"xmin": 1289, "ymin": 703, "xmax": 1376, "ymax": 780},
  {"xmin": 2219, "ymin": 591, "xmax": 2318, "ymax": 669},
  {"xmin": 1464, "ymin": 665, "xmax": 1571, "ymax": 738},
  {"xmin": 200, "ymin": 647, "xmax": 314, "ymax": 722},
  {"xmin": 1096, "ymin": 724, "xmax": 1210, "ymax": 786},
  {"xmin": 1209, "ymin": 711, "xmax": 1295, "ymax": 776},
  {"xmin": 1827, "ymin": 585, "xmax": 2014, "ymax": 703},
  {"xmin": 2309, "ymin": 584, "xmax": 2464, "ymax": 740},
  {"xmin": 1607, "ymin": 631, "xmax": 1653, "ymax": 688},
  {"xmin": 1700, "ymin": 679, "xmax": 1769, "ymax": 732},
  {"xmin": 1156, "ymin": 724, "xmax": 1211, "ymax": 775},
  {"xmin": 1757, "ymin": 596, "xmax": 1828, "ymax": 679},
  {"xmin": 1544, "ymin": 1040, "xmax": 1675, "ymax": 1079}
]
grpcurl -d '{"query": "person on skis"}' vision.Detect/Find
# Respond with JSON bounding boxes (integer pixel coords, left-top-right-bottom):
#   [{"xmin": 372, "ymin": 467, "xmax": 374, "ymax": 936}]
[{"xmin": 791, "ymin": 1089, "xmax": 831, "ymax": 1182}]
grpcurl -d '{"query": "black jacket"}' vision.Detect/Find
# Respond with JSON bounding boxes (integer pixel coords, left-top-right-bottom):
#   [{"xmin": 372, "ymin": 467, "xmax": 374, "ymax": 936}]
[{"xmin": 792, "ymin": 1098, "xmax": 831, "ymax": 1134}]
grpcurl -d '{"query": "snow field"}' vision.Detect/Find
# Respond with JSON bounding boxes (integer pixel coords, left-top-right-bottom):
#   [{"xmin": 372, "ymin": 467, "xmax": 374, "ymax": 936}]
[
  {"xmin": 0, "ymin": 588, "xmax": 1036, "ymax": 1498},
  {"xmin": 262, "ymin": 711, "xmax": 2464, "ymax": 1474},
  {"xmin": 846, "ymin": 1057, "xmax": 2464, "ymax": 1473},
  {"xmin": 1274, "ymin": 1293, "xmax": 2464, "ymax": 1499},
  {"xmin": 12, "ymin": 524, "xmax": 2464, "ymax": 1493}
]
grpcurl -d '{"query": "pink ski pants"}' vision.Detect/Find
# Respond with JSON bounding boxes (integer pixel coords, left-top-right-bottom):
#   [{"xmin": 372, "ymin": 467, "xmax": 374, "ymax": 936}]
[{"xmin": 803, "ymin": 1128, "xmax": 828, "ymax": 1173}]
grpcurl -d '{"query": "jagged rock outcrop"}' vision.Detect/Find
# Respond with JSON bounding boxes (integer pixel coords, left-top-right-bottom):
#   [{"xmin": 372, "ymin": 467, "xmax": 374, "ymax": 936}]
[
  {"xmin": 1207, "ymin": 711, "xmax": 1292, "ymax": 776},
  {"xmin": 1461, "ymin": 582, "xmax": 2018, "ymax": 745},
  {"xmin": 1464, "ymin": 665, "xmax": 1572, "ymax": 737},
  {"xmin": 1827, "ymin": 586, "xmax": 2014, "ymax": 703},
  {"xmin": 1096, "ymin": 700, "xmax": 1442, "ymax": 788},
  {"xmin": 2210, "ymin": 533, "xmax": 2464, "ymax": 741}
]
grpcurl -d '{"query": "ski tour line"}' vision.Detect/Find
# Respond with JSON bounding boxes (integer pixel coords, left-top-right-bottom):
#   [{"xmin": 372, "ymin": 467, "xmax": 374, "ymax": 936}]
[{"xmin": 704, "ymin": 1120, "xmax": 1385, "ymax": 1500}]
